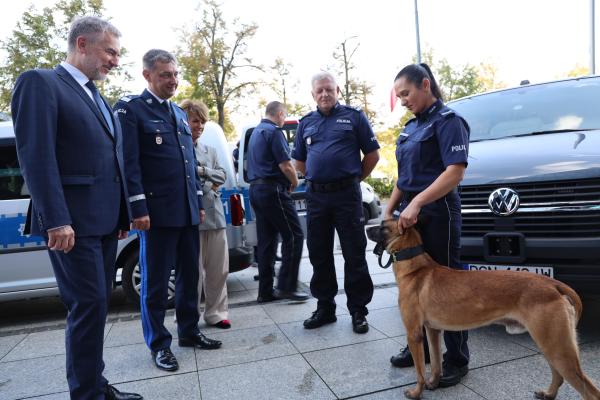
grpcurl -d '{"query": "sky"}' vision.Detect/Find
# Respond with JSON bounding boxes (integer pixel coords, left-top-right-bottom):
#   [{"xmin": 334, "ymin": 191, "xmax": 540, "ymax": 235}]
[{"xmin": 0, "ymin": 0, "xmax": 598, "ymax": 130}]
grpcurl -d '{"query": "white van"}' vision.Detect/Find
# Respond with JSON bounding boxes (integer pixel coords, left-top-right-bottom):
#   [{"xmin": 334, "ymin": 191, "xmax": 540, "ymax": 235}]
[{"xmin": 0, "ymin": 121, "xmax": 253, "ymax": 305}]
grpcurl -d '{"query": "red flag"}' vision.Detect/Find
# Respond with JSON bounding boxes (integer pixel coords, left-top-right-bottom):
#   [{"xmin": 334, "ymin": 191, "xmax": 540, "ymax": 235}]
[{"xmin": 390, "ymin": 86, "xmax": 398, "ymax": 112}]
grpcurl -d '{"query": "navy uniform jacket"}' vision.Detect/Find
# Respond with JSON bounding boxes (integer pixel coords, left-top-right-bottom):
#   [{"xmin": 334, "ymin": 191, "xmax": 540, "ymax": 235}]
[
  {"xmin": 114, "ymin": 89, "xmax": 202, "ymax": 227},
  {"xmin": 11, "ymin": 65, "xmax": 130, "ymax": 236},
  {"xmin": 292, "ymin": 103, "xmax": 380, "ymax": 182},
  {"xmin": 395, "ymin": 99, "xmax": 470, "ymax": 193},
  {"xmin": 247, "ymin": 118, "xmax": 291, "ymax": 185}
]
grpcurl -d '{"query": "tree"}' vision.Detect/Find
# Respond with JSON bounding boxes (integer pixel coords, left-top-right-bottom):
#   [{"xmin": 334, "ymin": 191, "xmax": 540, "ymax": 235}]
[
  {"xmin": 0, "ymin": 0, "xmax": 130, "ymax": 112},
  {"xmin": 178, "ymin": 0, "xmax": 260, "ymax": 132},
  {"xmin": 565, "ymin": 64, "xmax": 590, "ymax": 78},
  {"xmin": 332, "ymin": 36, "xmax": 377, "ymax": 124},
  {"xmin": 267, "ymin": 57, "xmax": 309, "ymax": 117}
]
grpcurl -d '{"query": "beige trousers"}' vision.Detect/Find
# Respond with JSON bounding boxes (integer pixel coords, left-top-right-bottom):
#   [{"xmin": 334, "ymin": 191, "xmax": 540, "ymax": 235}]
[{"xmin": 198, "ymin": 228, "xmax": 229, "ymax": 324}]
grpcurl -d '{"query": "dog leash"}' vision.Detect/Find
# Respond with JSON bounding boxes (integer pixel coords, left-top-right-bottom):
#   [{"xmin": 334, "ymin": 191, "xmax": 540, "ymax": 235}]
[{"xmin": 373, "ymin": 242, "xmax": 393, "ymax": 269}]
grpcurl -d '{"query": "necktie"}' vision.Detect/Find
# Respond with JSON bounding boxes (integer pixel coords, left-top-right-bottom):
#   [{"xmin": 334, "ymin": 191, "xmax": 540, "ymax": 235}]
[
  {"xmin": 162, "ymin": 100, "xmax": 176, "ymax": 124},
  {"xmin": 85, "ymin": 80, "xmax": 114, "ymax": 134}
]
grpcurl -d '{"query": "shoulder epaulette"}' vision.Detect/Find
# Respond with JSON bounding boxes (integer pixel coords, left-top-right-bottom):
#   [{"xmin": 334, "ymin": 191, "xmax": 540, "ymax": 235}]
[
  {"xmin": 299, "ymin": 111, "xmax": 315, "ymax": 121},
  {"xmin": 118, "ymin": 94, "xmax": 139, "ymax": 103},
  {"xmin": 440, "ymin": 108, "xmax": 455, "ymax": 119}
]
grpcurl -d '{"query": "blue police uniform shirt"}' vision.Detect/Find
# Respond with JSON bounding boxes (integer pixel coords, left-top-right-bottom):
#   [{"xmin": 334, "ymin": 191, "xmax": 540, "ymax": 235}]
[
  {"xmin": 396, "ymin": 99, "xmax": 470, "ymax": 193},
  {"xmin": 292, "ymin": 103, "xmax": 379, "ymax": 182},
  {"xmin": 114, "ymin": 89, "xmax": 203, "ymax": 227},
  {"xmin": 247, "ymin": 118, "xmax": 291, "ymax": 184}
]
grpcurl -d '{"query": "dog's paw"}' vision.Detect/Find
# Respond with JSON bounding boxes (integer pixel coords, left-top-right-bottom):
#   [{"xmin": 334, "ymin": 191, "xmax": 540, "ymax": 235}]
[
  {"xmin": 425, "ymin": 376, "xmax": 440, "ymax": 390},
  {"xmin": 534, "ymin": 390, "xmax": 556, "ymax": 400},
  {"xmin": 404, "ymin": 388, "xmax": 422, "ymax": 399}
]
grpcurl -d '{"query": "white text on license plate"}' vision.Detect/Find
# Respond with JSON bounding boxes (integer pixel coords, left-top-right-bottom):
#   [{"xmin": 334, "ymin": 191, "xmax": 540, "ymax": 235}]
[
  {"xmin": 468, "ymin": 264, "xmax": 553, "ymax": 278},
  {"xmin": 295, "ymin": 199, "xmax": 307, "ymax": 212}
]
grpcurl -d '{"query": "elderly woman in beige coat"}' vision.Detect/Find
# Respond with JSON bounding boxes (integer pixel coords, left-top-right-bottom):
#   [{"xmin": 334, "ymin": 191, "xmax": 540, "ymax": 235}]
[{"xmin": 181, "ymin": 99, "xmax": 231, "ymax": 329}]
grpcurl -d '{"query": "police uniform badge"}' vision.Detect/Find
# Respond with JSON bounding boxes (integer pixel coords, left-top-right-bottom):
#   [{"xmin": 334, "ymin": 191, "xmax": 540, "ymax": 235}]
[{"xmin": 155, "ymin": 135, "xmax": 163, "ymax": 145}]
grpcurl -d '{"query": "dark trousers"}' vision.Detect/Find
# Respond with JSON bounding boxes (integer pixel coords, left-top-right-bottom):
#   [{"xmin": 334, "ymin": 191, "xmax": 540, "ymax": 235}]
[
  {"xmin": 306, "ymin": 182, "xmax": 373, "ymax": 315},
  {"xmin": 138, "ymin": 226, "xmax": 200, "ymax": 352},
  {"xmin": 250, "ymin": 184, "xmax": 304, "ymax": 296},
  {"xmin": 48, "ymin": 233, "xmax": 118, "ymax": 400},
  {"xmin": 401, "ymin": 192, "xmax": 470, "ymax": 367}
]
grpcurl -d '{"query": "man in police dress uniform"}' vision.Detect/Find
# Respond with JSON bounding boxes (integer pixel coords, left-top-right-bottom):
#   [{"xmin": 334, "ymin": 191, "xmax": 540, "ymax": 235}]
[
  {"xmin": 114, "ymin": 49, "xmax": 221, "ymax": 373},
  {"xmin": 247, "ymin": 101, "xmax": 309, "ymax": 303},
  {"xmin": 292, "ymin": 72, "xmax": 380, "ymax": 334}
]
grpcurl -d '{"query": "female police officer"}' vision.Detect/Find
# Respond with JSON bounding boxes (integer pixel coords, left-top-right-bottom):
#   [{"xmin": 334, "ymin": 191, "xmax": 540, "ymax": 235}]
[{"xmin": 384, "ymin": 63, "xmax": 470, "ymax": 387}]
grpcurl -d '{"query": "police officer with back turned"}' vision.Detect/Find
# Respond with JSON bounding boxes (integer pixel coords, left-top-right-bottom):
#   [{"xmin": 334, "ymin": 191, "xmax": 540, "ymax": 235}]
[
  {"xmin": 248, "ymin": 101, "xmax": 309, "ymax": 303},
  {"xmin": 293, "ymin": 72, "xmax": 380, "ymax": 334},
  {"xmin": 114, "ymin": 49, "xmax": 221, "ymax": 373}
]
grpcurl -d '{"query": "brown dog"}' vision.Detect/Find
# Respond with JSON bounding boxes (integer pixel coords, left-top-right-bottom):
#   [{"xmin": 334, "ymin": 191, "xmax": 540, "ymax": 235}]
[{"xmin": 366, "ymin": 220, "xmax": 600, "ymax": 400}]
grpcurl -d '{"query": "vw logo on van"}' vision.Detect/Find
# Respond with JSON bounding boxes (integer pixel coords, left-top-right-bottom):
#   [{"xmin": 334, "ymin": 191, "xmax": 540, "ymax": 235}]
[{"xmin": 488, "ymin": 188, "xmax": 520, "ymax": 216}]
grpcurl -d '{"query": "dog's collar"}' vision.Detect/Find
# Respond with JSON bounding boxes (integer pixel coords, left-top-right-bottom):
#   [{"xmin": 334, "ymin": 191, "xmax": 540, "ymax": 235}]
[{"xmin": 391, "ymin": 245, "xmax": 425, "ymax": 262}]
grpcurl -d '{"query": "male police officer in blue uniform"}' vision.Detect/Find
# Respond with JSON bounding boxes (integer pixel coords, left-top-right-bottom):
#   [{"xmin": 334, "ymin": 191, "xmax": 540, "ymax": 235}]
[
  {"xmin": 293, "ymin": 72, "xmax": 380, "ymax": 334},
  {"xmin": 247, "ymin": 101, "xmax": 309, "ymax": 303},
  {"xmin": 114, "ymin": 49, "xmax": 221, "ymax": 373}
]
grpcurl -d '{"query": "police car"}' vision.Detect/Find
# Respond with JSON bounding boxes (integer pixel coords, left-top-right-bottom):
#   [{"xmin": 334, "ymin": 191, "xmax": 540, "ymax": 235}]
[
  {"xmin": 235, "ymin": 117, "xmax": 382, "ymax": 246},
  {"xmin": 0, "ymin": 120, "xmax": 252, "ymax": 305}
]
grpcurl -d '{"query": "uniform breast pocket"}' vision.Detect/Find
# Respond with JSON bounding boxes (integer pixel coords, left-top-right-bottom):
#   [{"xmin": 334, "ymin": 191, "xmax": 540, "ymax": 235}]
[
  {"xmin": 142, "ymin": 121, "xmax": 173, "ymax": 145},
  {"xmin": 303, "ymin": 131, "xmax": 322, "ymax": 154},
  {"xmin": 415, "ymin": 128, "xmax": 439, "ymax": 167}
]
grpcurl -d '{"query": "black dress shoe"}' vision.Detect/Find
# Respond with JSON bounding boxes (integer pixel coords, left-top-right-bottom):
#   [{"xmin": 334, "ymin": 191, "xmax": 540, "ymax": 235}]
[
  {"xmin": 179, "ymin": 332, "xmax": 222, "ymax": 349},
  {"xmin": 151, "ymin": 348, "xmax": 178, "ymax": 371},
  {"xmin": 390, "ymin": 345, "xmax": 430, "ymax": 368},
  {"xmin": 303, "ymin": 309, "xmax": 337, "ymax": 329},
  {"xmin": 273, "ymin": 289, "xmax": 309, "ymax": 301},
  {"xmin": 351, "ymin": 312, "xmax": 369, "ymax": 334},
  {"xmin": 257, "ymin": 292, "xmax": 277, "ymax": 303},
  {"xmin": 105, "ymin": 384, "xmax": 143, "ymax": 400},
  {"xmin": 438, "ymin": 361, "xmax": 469, "ymax": 387}
]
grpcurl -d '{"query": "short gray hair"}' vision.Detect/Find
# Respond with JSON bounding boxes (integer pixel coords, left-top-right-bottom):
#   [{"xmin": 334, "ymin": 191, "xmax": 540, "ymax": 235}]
[
  {"xmin": 67, "ymin": 16, "xmax": 121, "ymax": 53},
  {"xmin": 311, "ymin": 71, "xmax": 337, "ymax": 87},
  {"xmin": 143, "ymin": 49, "xmax": 177, "ymax": 70}
]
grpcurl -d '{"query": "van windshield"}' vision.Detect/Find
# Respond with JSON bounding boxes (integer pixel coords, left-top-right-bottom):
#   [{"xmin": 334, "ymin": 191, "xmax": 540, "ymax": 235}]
[{"xmin": 449, "ymin": 78, "xmax": 600, "ymax": 142}]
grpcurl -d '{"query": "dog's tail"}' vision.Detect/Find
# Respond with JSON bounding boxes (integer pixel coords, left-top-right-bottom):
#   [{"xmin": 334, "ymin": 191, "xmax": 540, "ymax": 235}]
[{"xmin": 555, "ymin": 282, "xmax": 583, "ymax": 324}]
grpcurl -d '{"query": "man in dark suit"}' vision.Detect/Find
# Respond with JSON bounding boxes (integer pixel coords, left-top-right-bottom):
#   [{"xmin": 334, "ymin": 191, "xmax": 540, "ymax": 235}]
[
  {"xmin": 11, "ymin": 16, "xmax": 142, "ymax": 400},
  {"xmin": 114, "ymin": 49, "xmax": 221, "ymax": 373}
]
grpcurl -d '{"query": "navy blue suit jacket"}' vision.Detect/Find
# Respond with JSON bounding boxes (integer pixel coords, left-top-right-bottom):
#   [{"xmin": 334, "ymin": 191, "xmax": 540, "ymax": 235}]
[{"xmin": 11, "ymin": 65, "xmax": 130, "ymax": 237}]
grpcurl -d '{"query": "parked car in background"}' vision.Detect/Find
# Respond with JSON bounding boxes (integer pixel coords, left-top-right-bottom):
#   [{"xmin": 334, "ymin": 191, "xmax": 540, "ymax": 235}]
[
  {"xmin": 450, "ymin": 75, "xmax": 600, "ymax": 293},
  {"xmin": 235, "ymin": 118, "xmax": 382, "ymax": 246},
  {"xmin": 0, "ymin": 121, "xmax": 253, "ymax": 305}
]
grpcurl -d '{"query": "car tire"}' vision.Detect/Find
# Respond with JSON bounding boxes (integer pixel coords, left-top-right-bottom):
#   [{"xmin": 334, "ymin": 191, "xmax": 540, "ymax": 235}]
[
  {"xmin": 362, "ymin": 204, "xmax": 371, "ymax": 222},
  {"xmin": 121, "ymin": 249, "xmax": 176, "ymax": 308}
]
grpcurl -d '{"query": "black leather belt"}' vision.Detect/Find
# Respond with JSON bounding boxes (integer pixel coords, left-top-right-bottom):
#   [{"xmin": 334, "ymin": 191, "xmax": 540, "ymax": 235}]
[
  {"xmin": 250, "ymin": 178, "xmax": 282, "ymax": 186},
  {"xmin": 307, "ymin": 177, "xmax": 359, "ymax": 193},
  {"xmin": 403, "ymin": 187, "xmax": 458, "ymax": 202}
]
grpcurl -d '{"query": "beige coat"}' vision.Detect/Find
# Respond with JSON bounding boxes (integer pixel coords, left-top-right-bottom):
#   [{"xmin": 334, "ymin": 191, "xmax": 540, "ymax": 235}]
[{"xmin": 195, "ymin": 142, "xmax": 227, "ymax": 230}]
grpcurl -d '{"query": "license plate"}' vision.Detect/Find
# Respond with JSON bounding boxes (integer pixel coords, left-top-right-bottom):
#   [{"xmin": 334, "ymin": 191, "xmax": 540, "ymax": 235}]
[
  {"xmin": 295, "ymin": 199, "xmax": 307, "ymax": 212},
  {"xmin": 467, "ymin": 263, "xmax": 553, "ymax": 278}
]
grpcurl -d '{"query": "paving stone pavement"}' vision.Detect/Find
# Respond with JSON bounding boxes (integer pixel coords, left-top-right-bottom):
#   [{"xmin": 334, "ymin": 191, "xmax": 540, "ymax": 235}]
[{"xmin": 1, "ymin": 234, "xmax": 600, "ymax": 399}]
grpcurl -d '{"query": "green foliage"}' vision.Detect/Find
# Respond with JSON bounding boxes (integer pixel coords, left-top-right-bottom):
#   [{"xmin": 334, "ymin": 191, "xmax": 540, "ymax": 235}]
[
  {"xmin": 0, "ymin": 0, "xmax": 131, "ymax": 112},
  {"xmin": 177, "ymin": 0, "xmax": 260, "ymax": 134},
  {"xmin": 364, "ymin": 176, "xmax": 395, "ymax": 198},
  {"xmin": 414, "ymin": 48, "xmax": 485, "ymax": 101}
]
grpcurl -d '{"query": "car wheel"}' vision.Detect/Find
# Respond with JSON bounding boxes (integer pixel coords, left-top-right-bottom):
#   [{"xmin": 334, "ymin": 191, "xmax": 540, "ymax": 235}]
[
  {"xmin": 121, "ymin": 249, "xmax": 176, "ymax": 308},
  {"xmin": 362, "ymin": 203, "xmax": 371, "ymax": 222}
]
